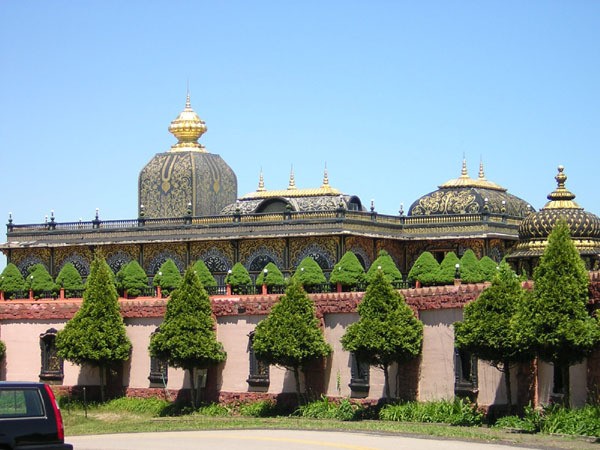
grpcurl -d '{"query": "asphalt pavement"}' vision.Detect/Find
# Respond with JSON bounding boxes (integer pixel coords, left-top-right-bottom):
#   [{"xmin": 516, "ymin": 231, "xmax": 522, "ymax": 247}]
[{"xmin": 68, "ymin": 429, "xmax": 540, "ymax": 450}]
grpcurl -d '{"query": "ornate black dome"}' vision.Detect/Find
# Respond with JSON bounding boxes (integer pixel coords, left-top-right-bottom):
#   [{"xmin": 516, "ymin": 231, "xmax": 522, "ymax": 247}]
[
  {"xmin": 518, "ymin": 166, "xmax": 600, "ymax": 241},
  {"xmin": 221, "ymin": 168, "xmax": 364, "ymax": 214},
  {"xmin": 138, "ymin": 95, "xmax": 237, "ymax": 218},
  {"xmin": 408, "ymin": 160, "xmax": 532, "ymax": 218}
]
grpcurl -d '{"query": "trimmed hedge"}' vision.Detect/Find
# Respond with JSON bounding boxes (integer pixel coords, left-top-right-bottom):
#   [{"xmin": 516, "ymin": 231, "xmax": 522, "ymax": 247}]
[
  {"xmin": 116, "ymin": 260, "xmax": 149, "ymax": 297},
  {"xmin": 27, "ymin": 264, "xmax": 57, "ymax": 296},
  {"xmin": 292, "ymin": 257, "xmax": 327, "ymax": 288},
  {"xmin": 459, "ymin": 249, "xmax": 484, "ymax": 283},
  {"xmin": 366, "ymin": 250, "xmax": 403, "ymax": 284},
  {"xmin": 225, "ymin": 262, "xmax": 252, "ymax": 294},
  {"xmin": 153, "ymin": 259, "xmax": 182, "ymax": 295},
  {"xmin": 0, "ymin": 263, "xmax": 26, "ymax": 294},
  {"xmin": 436, "ymin": 252, "xmax": 460, "ymax": 285},
  {"xmin": 255, "ymin": 262, "xmax": 285, "ymax": 287},
  {"xmin": 407, "ymin": 252, "xmax": 439, "ymax": 286},
  {"xmin": 191, "ymin": 259, "xmax": 217, "ymax": 288},
  {"xmin": 329, "ymin": 251, "xmax": 366, "ymax": 288},
  {"xmin": 55, "ymin": 262, "xmax": 84, "ymax": 293}
]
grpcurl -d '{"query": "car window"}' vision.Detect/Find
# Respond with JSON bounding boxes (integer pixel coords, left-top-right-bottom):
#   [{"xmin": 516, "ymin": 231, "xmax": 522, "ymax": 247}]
[{"xmin": 0, "ymin": 388, "xmax": 45, "ymax": 418}]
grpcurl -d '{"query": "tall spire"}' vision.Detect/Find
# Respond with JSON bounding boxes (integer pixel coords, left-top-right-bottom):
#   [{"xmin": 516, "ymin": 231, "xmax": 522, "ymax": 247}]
[
  {"xmin": 460, "ymin": 156, "xmax": 469, "ymax": 178},
  {"xmin": 478, "ymin": 158, "xmax": 486, "ymax": 180},
  {"xmin": 168, "ymin": 92, "xmax": 207, "ymax": 152},
  {"xmin": 287, "ymin": 166, "xmax": 297, "ymax": 190},
  {"xmin": 257, "ymin": 169, "xmax": 266, "ymax": 192},
  {"xmin": 321, "ymin": 164, "xmax": 330, "ymax": 188},
  {"xmin": 544, "ymin": 165, "xmax": 580, "ymax": 209}
]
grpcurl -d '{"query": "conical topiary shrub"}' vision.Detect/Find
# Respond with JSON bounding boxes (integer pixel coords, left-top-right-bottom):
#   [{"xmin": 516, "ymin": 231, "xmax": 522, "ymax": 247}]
[
  {"xmin": 292, "ymin": 257, "xmax": 327, "ymax": 292},
  {"xmin": 55, "ymin": 262, "xmax": 84, "ymax": 297},
  {"xmin": 479, "ymin": 256, "xmax": 499, "ymax": 281},
  {"xmin": 27, "ymin": 264, "xmax": 57, "ymax": 298},
  {"xmin": 366, "ymin": 250, "xmax": 403, "ymax": 285},
  {"xmin": 116, "ymin": 260, "xmax": 149, "ymax": 297},
  {"xmin": 153, "ymin": 259, "xmax": 182, "ymax": 296},
  {"xmin": 329, "ymin": 251, "xmax": 366, "ymax": 290},
  {"xmin": 435, "ymin": 252, "xmax": 460, "ymax": 285},
  {"xmin": 191, "ymin": 259, "xmax": 217, "ymax": 290},
  {"xmin": 225, "ymin": 262, "xmax": 253, "ymax": 294},
  {"xmin": 255, "ymin": 262, "xmax": 285, "ymax": 287},
  {"xmin": 460, "ymin": 249, "xmax": 484, "ymax": 283},
  {"xmin": 0, "ymin": 263, "xmax": 26, "ymax": 298},
  {"xmin": 407, "ymin": 251, "xmax": 439, "ymax": 287}
]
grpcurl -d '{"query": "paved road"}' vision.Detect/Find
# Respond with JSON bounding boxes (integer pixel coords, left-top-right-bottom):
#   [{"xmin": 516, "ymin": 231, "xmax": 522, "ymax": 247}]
[{"xmin": 68, "ymin": 429, "xmax": 538, "ymax": 450}]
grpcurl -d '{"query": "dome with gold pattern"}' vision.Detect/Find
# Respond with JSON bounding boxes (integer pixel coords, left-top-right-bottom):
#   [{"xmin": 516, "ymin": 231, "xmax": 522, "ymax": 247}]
[
  {"xmin": 138, "ymin": 94, "xmax": 237, "ymax": 218},
  {"xmin": 517, "ymin": 166, "xmax": 600, "ymax": 246},
  {"xmin": 221, "ymin": 168, "xmax": 364, "ymax": 214},
  {"xmin": 408, "ymin": 160, "xmax": 532, "ymax": 218}
]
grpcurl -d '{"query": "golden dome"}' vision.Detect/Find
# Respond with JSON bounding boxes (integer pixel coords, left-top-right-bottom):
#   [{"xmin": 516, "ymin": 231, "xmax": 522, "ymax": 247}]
[
  {"xmin": 518, "ymin": 166, "xmax": 600, "ymax": 241},
  {"xmin": 408, "ymin": 159, "xmax": 532, "ymax": 217},
  {"xmin": 168, "ymin": 93, "xmax": 207, "ymax": 152}
]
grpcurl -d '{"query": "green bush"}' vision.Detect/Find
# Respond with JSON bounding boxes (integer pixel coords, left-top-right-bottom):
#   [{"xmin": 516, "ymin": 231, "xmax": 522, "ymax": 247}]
[
  {"xmin": 153, "ymin": 259, "xmax": 182, "ymax": 295},
  {"xmin": 0, "ymin": 340, "xmax": 5, "ymax": 359},
  {"xmin": 191, "ymin": 259, "xmax": 217, "ymax": 288},
  {"xmin": 27, "ymin": 264, "xmax": 57, "ymax": 296},
  {"xmin": 55, "ymin": 263, "xmax": 84, "ymax": 295},
  {"xmin": 292, "ymin": 257, "xmax": 327, "ymax": 288},
  {"xmin": 459, "ymin": 250, "xmax": 485, "ymax": 283},
  {"xmin": 194, "ymin": 403, "xmax": 231, "ymax": 416},
  {"xmin": 297, "ymin": 396, "xmax": 363, "ymax": 421},
  {"xmin": 329, "ymin": 251, "xmax": 366, "ymax": 289},
  {"xmin": 494, "ymin": 404, "xmax": 600, "ymax": 437},
  {"xmin": 0, "ymin": 263, "xmax": 26, "ymax": 295},
  {"xmin": 225, "ymin": 262, "xmax": 253, "ymax": 294},
  {"xmin": 366, "ymin": 250, "xmax": 403, "ymax": 284},
  {"xmin": 100, "ymin": 397, "xmax": 169, "ymax": 416},
  {"xmin": 379, "ymin": 399, "xmax": 483, "ymax": 426},
  {"xmin": 116, "ymin": 260, "xmax": 149, "ymax": 297},
  {"xmin": 435, "ymin": 252, "xmax": 460, "ymax": 285},
  {"xmin": 407, "ymin": 252, "xmax": 439, "ymax": 286},
  {"xmin": 238, "ymin": 399, "xmax": 278, "ymax": 417},
  {"xmin": 255, "ymin": 262, "xmax": 285, "ymax": 287},
  {"xmin": 479, "ymin": 256, "xmax": 499, "ymax": 281}
]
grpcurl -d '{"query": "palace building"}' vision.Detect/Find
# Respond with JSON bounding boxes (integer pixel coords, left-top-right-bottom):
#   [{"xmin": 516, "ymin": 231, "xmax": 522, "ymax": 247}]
[{"xmin": 1, "ymin": 96, "xmax": 599, "ymax": 408}]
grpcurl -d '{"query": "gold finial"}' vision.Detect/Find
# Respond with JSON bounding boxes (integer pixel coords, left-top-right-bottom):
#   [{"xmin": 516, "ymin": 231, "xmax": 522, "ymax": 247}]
[
  {"xmin": 478, "ymin": 158, "xmax": 486, "ymax": 180},
  {"xmin": 544, "ymin": 165, "xmax": 579, "ymax": 209},
  {"xmin": 460, "ymin": 157, "xmax": 469, "ymax": 178},
  {"xmin": 168, "ymin": 92, "xmax": 208, "ymax": 152},
  {"xmin": 257, "ymin": 169, "xmax": 266, "ymax": 192},
  {"xmin": 287, "ymin": 166, "xmax": 297, "ymax": 190},
  {"xmin": 321, "ymin": 164, "xmax": 330, "ymax": 188}
]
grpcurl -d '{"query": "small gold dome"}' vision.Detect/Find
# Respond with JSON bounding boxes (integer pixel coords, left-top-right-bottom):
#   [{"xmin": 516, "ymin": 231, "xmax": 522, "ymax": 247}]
[
  {"xmin": 168, "ymin": 93, "xmax": 207, "ymax": 152},
  {"xmin": 518, "ymin": 166, "xmax": 600, "ymax": 241}
]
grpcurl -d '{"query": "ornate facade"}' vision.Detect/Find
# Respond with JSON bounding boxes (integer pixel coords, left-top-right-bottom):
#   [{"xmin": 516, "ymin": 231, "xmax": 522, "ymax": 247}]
[{"xmin": 2, "ymin": 97, "xmax": 599, "ymax": 408}]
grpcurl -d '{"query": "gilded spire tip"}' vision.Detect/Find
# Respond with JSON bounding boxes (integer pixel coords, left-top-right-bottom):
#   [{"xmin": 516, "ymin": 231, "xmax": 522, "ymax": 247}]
[
  {"xmin": 478, "ymin": 158, "xmax": 486, "ymax": 180},
  {"xmin": 461, "ymin": 157, "xmax": 468, "ymax": 178},
  {"xmin": 257, "ymin": 169, "xmax": 266, "ymax": 192},
  {"xmin": 321, "ymin": 164, "xmax": 330, "ymax": 188},
  {"xmin": 288, "ymin": 166, "xmax": 297, "ymax": 190}
]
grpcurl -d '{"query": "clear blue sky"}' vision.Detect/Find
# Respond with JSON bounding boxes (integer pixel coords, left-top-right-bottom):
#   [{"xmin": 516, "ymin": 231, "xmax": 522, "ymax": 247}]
[{"xmin": 1, "ymin": 1, "xmax": 600, "ymax": 268}]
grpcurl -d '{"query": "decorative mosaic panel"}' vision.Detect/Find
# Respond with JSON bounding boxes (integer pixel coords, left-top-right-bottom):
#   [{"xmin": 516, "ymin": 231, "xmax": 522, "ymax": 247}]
[
  {"xmin": 192, "ymin": 245, "xmax": 233, "ymax": 273},
  {"xmin": 456, "ymin": 239, "xmax": 484, "ymax": 258},
  {"xmin": 345, "ymin": 236, "xmax": 374, "ymax": 269},
  {"xmin": 55, "ymin": 252, "xmax": 92, "ymax": 277},
  {"xmin": 375, "ymin": 240, "xmax": 404, "ymax": 272},
  {"xmin": 240, "ymin": 239, "xmax": 285, "ymax": 271},
  {"xmin": 190, "ymin": 241, "xmax": 234, "ymax": 265},
  {"xmin": 290, "ymin": 237, "xmax": 337, "ymax": 270},
  {"xmin": 11, "ymin": 249, "xmax": 51, "ymax": 276},
  {"xmin": 143, "ymin": 243, "xmax": 187, "ymax": 274},
  {"xmin": 139, "ymin": 152, "xmax": 237, "ymax": 218}
]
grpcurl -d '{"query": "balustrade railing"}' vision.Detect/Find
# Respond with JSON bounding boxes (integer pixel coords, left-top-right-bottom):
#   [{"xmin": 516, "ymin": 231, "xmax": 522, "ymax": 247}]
[{"xmin": 6, "ymin": 210, "xmax": 523, "ymax": 236}]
